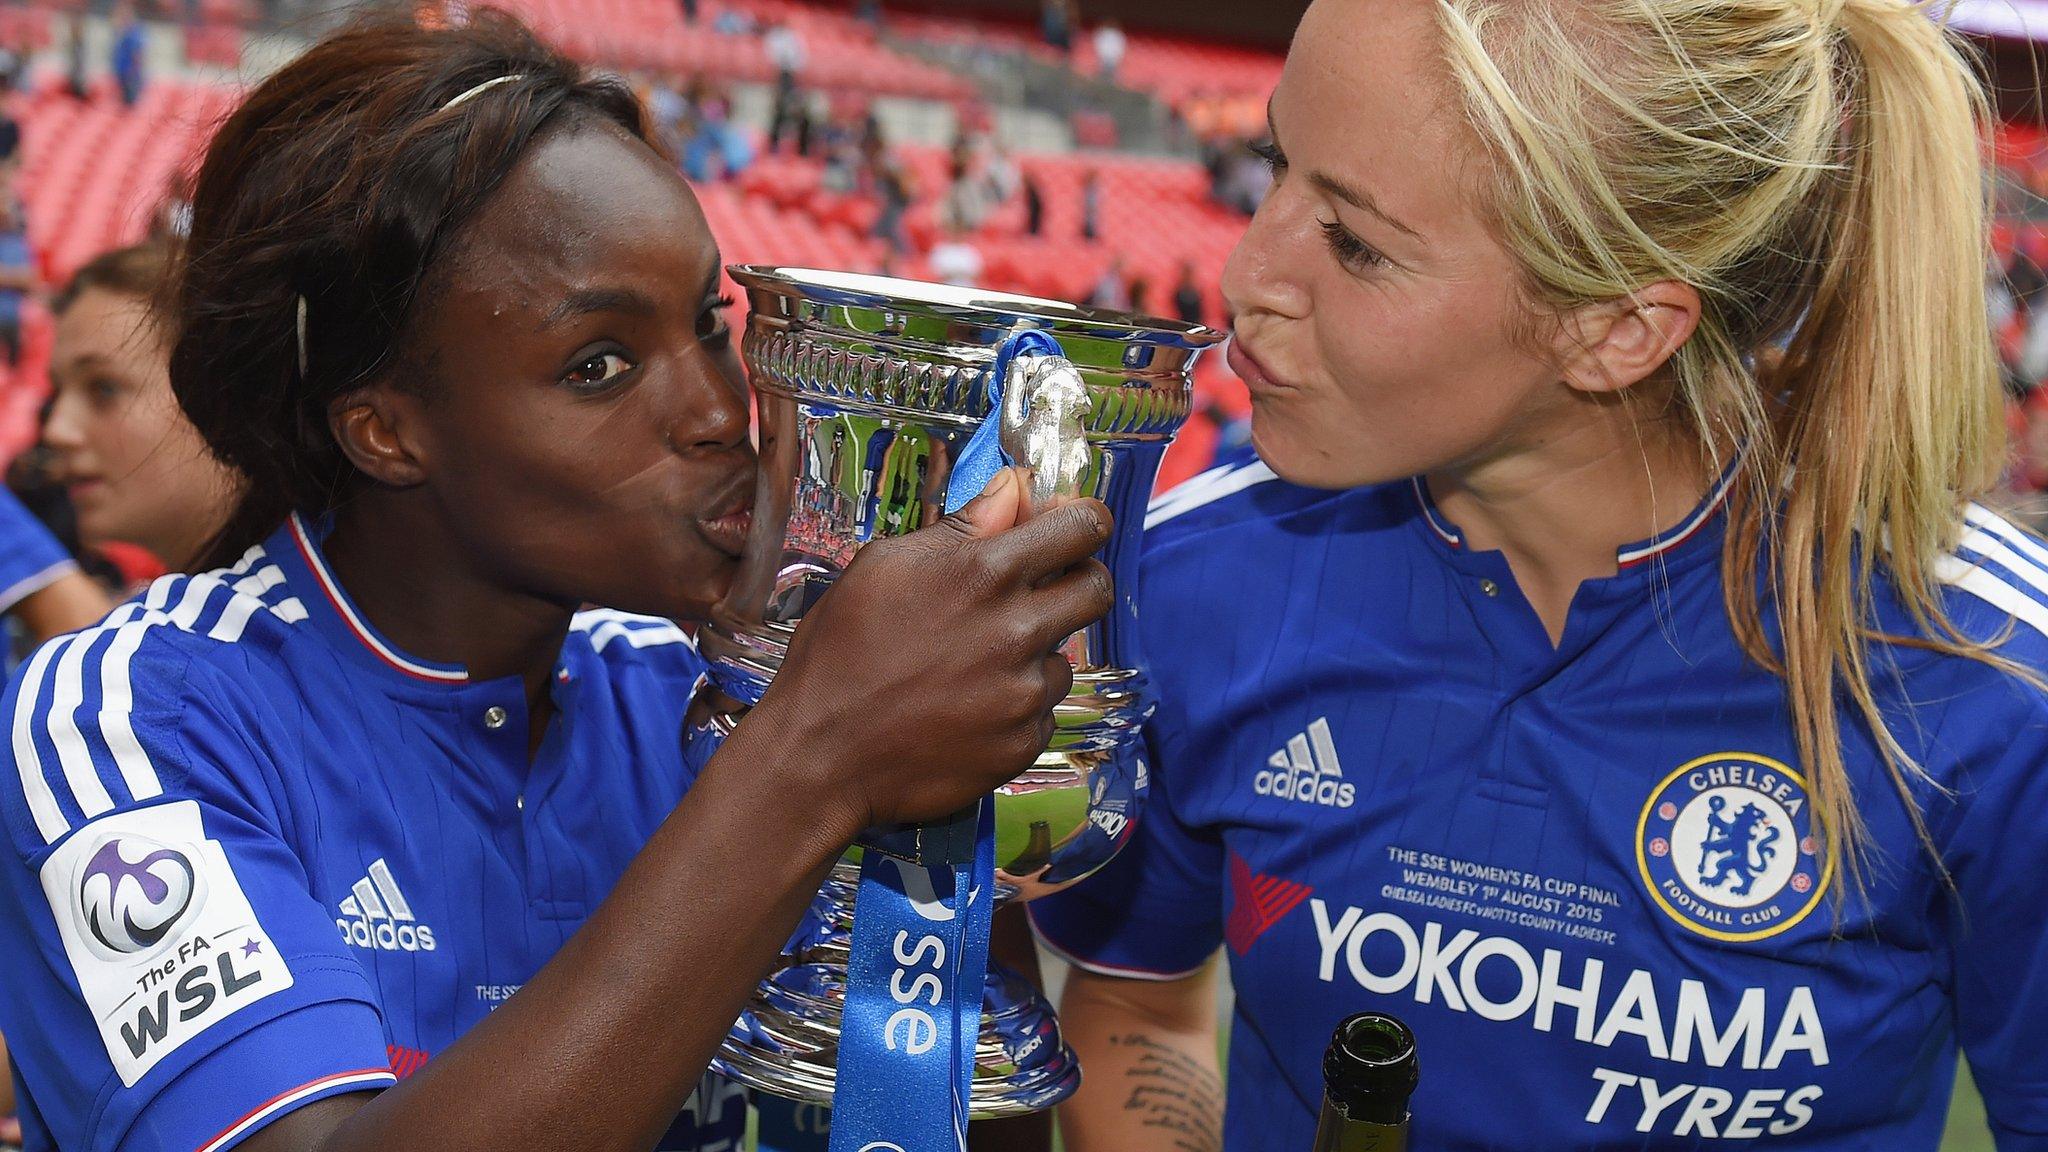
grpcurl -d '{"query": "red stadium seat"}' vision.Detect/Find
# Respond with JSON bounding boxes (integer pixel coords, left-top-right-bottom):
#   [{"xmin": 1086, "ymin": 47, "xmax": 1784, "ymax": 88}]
[{"xmin": 183, "ymin": 24, "xmax": 244, "ymax": 68}]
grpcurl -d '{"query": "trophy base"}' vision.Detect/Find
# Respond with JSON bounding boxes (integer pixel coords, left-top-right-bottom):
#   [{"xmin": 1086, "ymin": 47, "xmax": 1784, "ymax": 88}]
[{"xmin": 712, "ymin": 958, "xmax": 1081, "ymax": 1120}]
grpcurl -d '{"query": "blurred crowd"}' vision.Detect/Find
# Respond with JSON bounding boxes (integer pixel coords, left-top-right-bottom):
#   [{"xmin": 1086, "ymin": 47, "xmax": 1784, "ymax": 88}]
[
  {"xmin": 619, "ymin": 3, "xmax": 1249, "ymax": 318},
  {"xmin": 1993, "ymin": 240, "xmax": 2048, "ymax": 527}
]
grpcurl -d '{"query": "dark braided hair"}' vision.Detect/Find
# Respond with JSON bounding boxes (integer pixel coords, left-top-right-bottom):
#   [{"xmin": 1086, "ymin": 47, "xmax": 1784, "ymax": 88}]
[{"xmin": 168, "ymin": 10, "xmax": 652, "ymax": 568}]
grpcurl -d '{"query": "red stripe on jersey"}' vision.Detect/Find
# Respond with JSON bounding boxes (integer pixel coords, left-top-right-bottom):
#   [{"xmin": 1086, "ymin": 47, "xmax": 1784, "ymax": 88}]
[
  {"xmin": 194, "ymin": 1067, "xmax": 395, "ymax": 1152},
  {"xmin": 1226, "ymin": 852, "xmax": 1314, "ymax": 956}
]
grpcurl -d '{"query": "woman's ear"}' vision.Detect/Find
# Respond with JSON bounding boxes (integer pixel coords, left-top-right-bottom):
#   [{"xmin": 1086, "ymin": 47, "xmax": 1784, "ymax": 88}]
[
  {"xmin": 329, "ymin": 384, "xmax": 430, "ymax": 488},
  {"xmin": 1551, "ymin": 280, "xmax": 1702, "ymax": 396}
]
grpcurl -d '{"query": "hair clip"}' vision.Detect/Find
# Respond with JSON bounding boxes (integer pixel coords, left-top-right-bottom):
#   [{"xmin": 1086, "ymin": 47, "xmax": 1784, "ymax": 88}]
[
  {"xmin": 442, "ymin": 73, "xmax": 526, "ymax": 112},
  {"xmin": 295, "ymin": 294, "xmax": 310, "ymax": 378}
]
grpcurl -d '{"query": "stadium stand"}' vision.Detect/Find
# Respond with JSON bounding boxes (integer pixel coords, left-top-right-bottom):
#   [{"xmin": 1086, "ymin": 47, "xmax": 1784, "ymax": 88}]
[
  {"xmin": 495, "ymin": 0, "xmax": 975, "ymax": 102},
  {"xmin": 0, "ymin": 0, "xmax": 1283, "ymax": 481},
  {"xmin": 1073, "ymin": 27, "xmax": 1281, "ymax": 114},
  {"xmin": 1, "ymin": 79, "xmax": 231, "ymax": 456}
]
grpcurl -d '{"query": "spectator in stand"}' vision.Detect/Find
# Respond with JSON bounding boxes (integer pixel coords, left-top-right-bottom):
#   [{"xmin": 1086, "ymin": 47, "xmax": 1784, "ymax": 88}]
[
  {"xmin": 942, "ymin": 140, "xmax": 991, "ymax": 234},
  {"xmin": 860, "ymin": 103, "xmax": 884, "ymax": 153},
  {"xmin": 1023, "ymin": 169, "xmax": 1046, "ymax": 236},
  {"xmin": 0, "ymin": 38, "xmax": 22, "ymax": 96},
  {"xmin": 0, "ymin": 111, "xmax": 20, "ymax": 173},
  {"xmin": 0, "ymin": 192, "xmax": 31, "ymax": 371},
  {"xmin": 984, "ymin": 142, "xmax": 1020, "ymax": 205},
  {"xmin": 869, "ymin": 137, "xmax": 916, "ymax": 254},
  {"xmin": 63, "ymin": 13, "xmax": 88, "ymax": 101},
  {"xmin": 820, "ymin": 113, "xmax": 862, "ymax": 193},
  {"xmin": 644, "ymin": 73, "xmax": 684, "ymax": 129},
  {"xmin": 768, "ymin": 72, "xmax": 806, "ymax": 155},
  {"xmin": 949, "ymin": 127, "xmax": 974, "ymax": 179},
  {"xmin": 43, "ymin": 241, "xmax": 240, "ymax": 573},
  {"xmin": 680, "ymin": 78, "xmax": 753, "ymax": 182},
  {"xmin": 2009, "ymin": 244, "xmax": 2047, "ymax": 315},
  {"xmin": 1127, "ymin": 275, "xmax": 1151, "ymax": 316},
  {"xmin": 764, "ymin": 19, "xmax": 806, "ymax": 90},
  {"xmin": 929, "ymin": 221, "xmax": 984, "ymax": 289},
  {"xmin": 1081, "ymin": 168, "xmax": 1102, "ymax": 241},
  {"xmin": 1087, "ymin": 256, "xmax": 1129, "ymax": 311},
  {"xmin": 1093, "ymin": 21, "xmax": 1126, "ymax": 84},
  {"xmin": 796, "ymin": 92, "xmax": 820, "ymax": 157},
  {"xmin": 0, "ymin": 63, "xmax": 19, "ymax": 171},
  {"xmin": 111, "ymin": 1, "xmax": 147, "ymax": 108},
  {"xmin": 1173, "ymin": 260, "xmax": 1205, "ymax": 325},
  {"xmin": 1041, "ymin": 0, "xmax": 1073, "ymax": 54}
]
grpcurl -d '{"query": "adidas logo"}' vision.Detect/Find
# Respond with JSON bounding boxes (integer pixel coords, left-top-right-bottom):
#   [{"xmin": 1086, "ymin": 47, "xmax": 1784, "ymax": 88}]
[
  {"xmin": 1252, "ymin": 718, "xmax": 1355, "ymax": 808},
  {"xmin": 334, "ymin": 858, "xmax": 437, "ymax": 952}
]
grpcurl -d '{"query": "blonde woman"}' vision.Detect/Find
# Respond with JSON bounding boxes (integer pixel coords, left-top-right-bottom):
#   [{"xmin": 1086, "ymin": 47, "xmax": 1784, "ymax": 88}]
[{"xmin": 1029, "ymin": 1, "xmax": 2048, "ymax": 1148}]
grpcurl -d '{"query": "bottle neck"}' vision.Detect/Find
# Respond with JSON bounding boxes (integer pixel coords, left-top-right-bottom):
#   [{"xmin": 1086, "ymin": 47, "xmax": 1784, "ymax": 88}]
[{"xmin": 1311, "ymin": 1097, "xmax": 1408, "ymax": 1152}]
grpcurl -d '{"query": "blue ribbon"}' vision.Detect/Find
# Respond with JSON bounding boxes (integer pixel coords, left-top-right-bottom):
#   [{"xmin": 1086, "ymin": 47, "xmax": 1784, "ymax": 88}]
[
  {"xmin": 825, "ymin": 329, "xmax": 1058, "ymax": 1152},
  {"xmin": 826, "ymin": 803, "xmax": 994, "ymax": 1152},
  {"xmin": 944, "ymin": 329, "xmax": 1062, "ymax": 515}
]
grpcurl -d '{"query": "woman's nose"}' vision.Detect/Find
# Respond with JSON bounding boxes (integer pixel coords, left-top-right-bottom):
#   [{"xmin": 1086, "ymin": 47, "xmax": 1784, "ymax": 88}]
[
  {"xmin": 41, "ymin": 388, "xmax": 87, "ymax": 452},
  {"xmin": 1221, "ymin": 189, "xmax": 1314, "ymax": 323},
  {"xmin": 667, "ymin": 362, "xmax": 753, "ymax": 454}
]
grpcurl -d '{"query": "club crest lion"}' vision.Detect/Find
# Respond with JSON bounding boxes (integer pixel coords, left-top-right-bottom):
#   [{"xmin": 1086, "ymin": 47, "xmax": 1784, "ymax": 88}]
[{"xmin": 1637, "ymin": 753, "xmax": 1829, "ymax": 942}]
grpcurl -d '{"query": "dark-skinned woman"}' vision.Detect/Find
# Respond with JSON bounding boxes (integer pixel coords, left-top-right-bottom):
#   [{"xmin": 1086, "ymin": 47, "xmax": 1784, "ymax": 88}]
[{"xmin": 0, "ymin": 15, "xmax": 1113, "ymax": 1152}]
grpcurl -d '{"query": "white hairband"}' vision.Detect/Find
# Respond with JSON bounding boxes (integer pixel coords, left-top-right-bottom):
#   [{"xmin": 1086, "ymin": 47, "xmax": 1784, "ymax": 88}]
[
  {"xmin": 294, "ymin": 73, "xmax": 529, "ymax": 378},
  {"xmin": 442, "ymin": 72, "xmax": 525, "ymax": 111}
]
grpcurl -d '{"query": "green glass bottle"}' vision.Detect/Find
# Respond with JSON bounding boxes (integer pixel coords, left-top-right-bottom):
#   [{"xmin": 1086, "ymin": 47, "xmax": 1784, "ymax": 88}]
[{"xmin": 1311, "ymin": 1013, "xmax": 1418, "ymax": 1152}]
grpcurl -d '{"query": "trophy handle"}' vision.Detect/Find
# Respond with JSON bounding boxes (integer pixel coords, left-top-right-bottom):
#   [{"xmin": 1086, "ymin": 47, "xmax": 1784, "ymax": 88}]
[{"xmin": 1000, "ymin": 351, "xmax": 1094, "ymax": 510}]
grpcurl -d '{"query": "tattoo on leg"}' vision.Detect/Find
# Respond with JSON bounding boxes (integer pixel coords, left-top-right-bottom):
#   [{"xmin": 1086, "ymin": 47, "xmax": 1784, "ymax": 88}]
[{"xmin": 1108, "ymin": 1033, "xmax": 1223, "ymax": 1152}]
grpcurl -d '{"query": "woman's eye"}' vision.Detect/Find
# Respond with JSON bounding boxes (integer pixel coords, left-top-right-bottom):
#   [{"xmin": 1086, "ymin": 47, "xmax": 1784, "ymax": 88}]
[
  {"xmin": 697, "ymin": 293, "xmax": 736, "ymax": 351},
  {"xmin": 87, "ymin": 379, "xmax": 124, "ymax": 406},
  {"xmin": 1320, "ymin": 219, "xmax": 1389, "ymax": 274},
  {"xmin": 1249, "ymin": 139, "xmax": 1286, "ymax": 176},
  {"xmin": 563, "ymin": 351, "xmax": 635, "ymax": 390}
]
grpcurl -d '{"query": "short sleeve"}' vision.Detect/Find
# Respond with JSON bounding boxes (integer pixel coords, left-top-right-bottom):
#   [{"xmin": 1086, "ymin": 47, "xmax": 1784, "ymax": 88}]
[
  {"xmin": 0, "ymin": 487, "xmax": 77, "ymax": 615},
  {"xmin": 1941, "ymin": 701, "xmax": 2048, "ymax": 1150},
  {"xmin": 1027, "ymin": 727, "xmax": 1225, "ymax": 980},
  {"xmin": 0, "ymin": 634, "xmax": 393, "ymax": 1152}
]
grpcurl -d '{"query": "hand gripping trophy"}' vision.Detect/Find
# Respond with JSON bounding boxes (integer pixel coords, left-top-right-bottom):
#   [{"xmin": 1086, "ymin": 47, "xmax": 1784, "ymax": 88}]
[{"xmin": 697, "ymin": 267, "xmax": 1222, "ymax": 1127}]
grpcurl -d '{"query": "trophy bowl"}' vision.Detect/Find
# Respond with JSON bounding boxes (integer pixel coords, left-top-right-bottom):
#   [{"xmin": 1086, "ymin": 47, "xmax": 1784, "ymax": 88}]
[{"xmin": 700, "ymin": 266, "xmax": 1222, "ymax": 1118}]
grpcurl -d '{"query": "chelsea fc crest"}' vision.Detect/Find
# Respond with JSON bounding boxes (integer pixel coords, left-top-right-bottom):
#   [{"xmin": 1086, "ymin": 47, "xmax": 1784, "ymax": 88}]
[{"xmin": 1635, "ymin": 752, "xmax": 1831, "ymax": 942}]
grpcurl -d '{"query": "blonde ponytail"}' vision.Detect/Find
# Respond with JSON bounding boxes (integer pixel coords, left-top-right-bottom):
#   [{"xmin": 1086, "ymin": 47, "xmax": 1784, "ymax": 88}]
[{"xmin": 1436, "ymin": 0, "xmax": 2008, "ymax": 897}]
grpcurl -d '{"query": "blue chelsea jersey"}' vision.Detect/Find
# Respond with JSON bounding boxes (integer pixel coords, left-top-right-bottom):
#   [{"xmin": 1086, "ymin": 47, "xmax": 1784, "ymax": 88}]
[
  {"xmin": 1030, "ymin": 454, "xmax": 2048, "ymax": 1151},
  {"xmin": 0, "ymin": 514, "xmax": 747, "ymax": 1152}
]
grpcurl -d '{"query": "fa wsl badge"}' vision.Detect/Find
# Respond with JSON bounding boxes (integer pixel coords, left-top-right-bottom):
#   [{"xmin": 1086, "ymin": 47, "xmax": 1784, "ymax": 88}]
[
  {"xmin": 1636, "ymin": 753, "xmax": 1831, "ymax": 942},
  {"xmin": 39, "ymin": 800, "xmax": 294, "ymax": 1085}
]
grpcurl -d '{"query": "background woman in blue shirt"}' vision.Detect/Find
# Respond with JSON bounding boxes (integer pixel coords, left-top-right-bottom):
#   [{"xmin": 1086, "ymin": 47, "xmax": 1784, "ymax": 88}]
[
  {"xmin": 1034, "ymin": 1, "xmax": 2048, "ymax": 1148},
  {"xmin": 0, "ymin": 14, "xmax": 1114, "ymax": 1152}
]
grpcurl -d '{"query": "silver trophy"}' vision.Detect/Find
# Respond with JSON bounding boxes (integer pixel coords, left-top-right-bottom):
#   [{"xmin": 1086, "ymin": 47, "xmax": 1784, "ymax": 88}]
[{"xmin": 700, "ymin": 266, "xmax": 1222, "ymax": 1117}]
